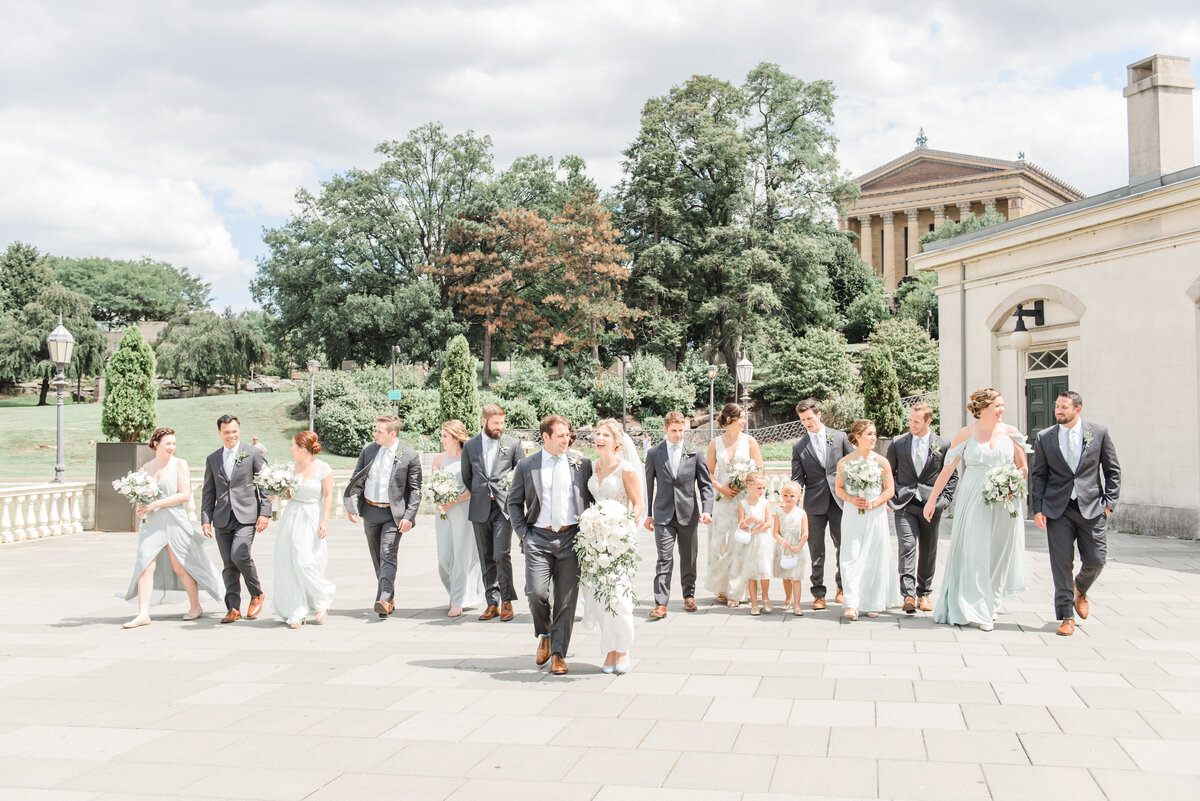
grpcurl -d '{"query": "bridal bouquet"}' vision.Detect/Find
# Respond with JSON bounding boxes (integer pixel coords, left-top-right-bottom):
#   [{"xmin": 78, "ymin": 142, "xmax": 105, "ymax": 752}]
[
  {"xmin": 725, "ymin": 460, "xmax": 757, "ymax": 499},
  {"xmin": 423, "ymin": 469, "xmax": 461, "ymax": 519},
  {"xmin": 983, "ymin": 463, "xmax": 1027, "ymax": 518},
  {"xmin": 842, "ymin": 458, "xmax": 883, "ymax": 515},
  {"xmin": 254, "ymin": 464, "xmax": 299, "ymax": 520},
  {"xmin": 112, "ymin": 470, "xmax": 163, "ymax": 523},
  {"xmin": 575, "ymin": 499, "xmax": 641, "ymax": 615},
  {"xmin": 497, "ymin": 468, "xmax": 514, "ymax": 493}
]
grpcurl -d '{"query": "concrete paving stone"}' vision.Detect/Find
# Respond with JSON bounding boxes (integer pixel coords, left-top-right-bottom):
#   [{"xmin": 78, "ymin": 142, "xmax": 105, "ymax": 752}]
[
  {"xmin": 1074, "ymin": 685, "xmax": 1176, "ymax": 711},
  {"xmin": 1161, "ymin": 661, "xmax": 1200, "ymax": 677},
  {"xmin": 552, "ymin": 715, "xmax": 655, "ymax": 747},
  {"xmin": 1091, "ymin": 768, "xmax": 1200, "ymax": 801},
  {"xmin": 0, "ymin": 756, "xmax": 101, "ymax": 789},
  {"xmin": 283, "ymin": 735, "xmax": 409, "ymax": 773},
  {"xmin": 732, "ymin": 724, "xmax": 829, "ymax": 756},
  {"xmin": 0, "ymin": 696, "xmax": 118, "ymax": 726},
  {"xmin": 823, "ymin": 663, "xmax": 922, "ymax": 680},
  {"xmin": 1018, "ymin": 668, "xmax": 1131, "ymax": 687},
  {"xmin": 834, "ymin": 678, "xmax": 914, "ymax": 701},
  {"xmin": 789, "ymin": 698, "xmax": 875, "ymax": 728},
  {"xmin": 600, "ymin": 672, "xmax": 690, "ymax": 695},
  {"xmin": 1139, "ymin": 710, "xmax": 1200, "ymax": 741},
  {"xmin": 876, "ymin": 701, "xmax": 965, "ymax": 730},
  {"xmin": 991, "ymin": 681, "xmax": 1085, "ymax": 707},
  {"xmin": 619, "ymin": 694, "xmax": 712, "ymax": 721},
  {"xmin": 960, "ymin": 704, "xmax": 1062, "ymax": 733},
  {"xmin": 540, "ymin": 691, "xmax": 634, "ymax": 719},
  {"xmin": 778, "ymin": 649, "xmax": 871, "ymax": 665},
  {"xmin": 0, "ymin": 724, "xmax": 166, "ymax": 761},
  {"xmin": 0, "ymin": 655, "xmax": 116, "ymax": 677},
  {"xmin": 828, "ymin": 725, "xmax": 925, "ymax": 760},
  {"xmin": 1122, "ymin": 672, "xmax": 1200, "ymax": 690},
  {"xmin": 665, "ymin": 750, "xmax": 776, "ymax": 792},
  {"xmin": 207, "ymin": 704, "xmax": 329, "ymax": 734},
  {"xmin": 922, "ymin": 728, "xmax": 1028, "ymax": 765},
  {"xmin": 921, "ymin": 665, "xmax": 1025, "ymax": 682},
  {"xmin": 1160, "ymin": 690, "xmax": 1200, "ymax": 713},
  {"xmin": 1018, "ymin": 732, "xmax": 1137, "ymax": 769},
  {"xmin": 448, "ymin": 778, "xmax": 599, "ymax": 801},
  {"xmin": 635, "ymin": 658, "xmax": 731, "ymax": 675},
  {"xmin": 305, "ymin": 773, "xmax": 462, "ymax": 801},
  {"xmin": 692, "ymin": 647, "xmax": 782, "ymax": 662},
  {"xmin": 57, "ymin": 760, "xmax": 214, "ymax": 794},
  {"xmin": 1057, "ymin": 656, "xmax": 1168, "ymax": 675},
  {"xmin": 879, "ymin": 758, "xmax": 989, "ymax": 800},
  {"xmin": 177, "ymin": 765, "xmax": 343, "ymax": 801},
  {"xmin": 110, "ymin": 730, "xmax": 246, "ymax": 766},
  {"xmin": 206, "ymin": 733, "xmax": 323, "ymax": 768},
  {"xmin": 755, "ymin": 676, "xmax": 835, "ymax": 699},
  {"xmin": 372, "ymin": 740, "xmax": 496, "ymax": 777},
  {"xmin": 981, "ymin": 764, "xmax": 1106, "ymax": 801},
  {"xmin": 703, "ymin": 696, "xmax": 793, "ymax": 725},
  {"xmin": 0, "ymin": 790, "xmax": 98, "ymax": 801},
  {"xmin": 594, "ymin": 786, "xmax": 740, "ymax": 801},
  {"xmin": 458, "ymin": 688, "xmax": 562, "ymax": 716},
  {"xmin": 176, "ymin": 681, "xmax": 281, "ymax": 706},
  {"xmin": 870, "ymin": 650, "xmax": 965, "ymax": 667},
  {"xmin": 771, "ymin": 755, "xmax": 877, "ymax": 797},
  {"xmin": 912, "ymin": 680, "xmax": 998, "ymax": 705},
  {"xmin": 298, "ymin": 706, "xmax": 413, "ymax": 738},
  {"xmin": 379, "ymin": 710, "xmax": 488, "ymax": 741},
  {"xmin": 726, "ymin": 660, "xmax": 825, "ymax": 677},
  {"xmin": 387, "ymin": 687, "xmax": 488, "ymax": 713},
  {"xmin": 642, "ymin": 719, "xmax": 740, "ymax": 752},
  {"xmin": 562, "ymin": 745, "xmax": 679, "ymax": 785},
  {"xmin": 1048, "ymin": 707, "xmax": 1160, "ymax": 738},
  {"xmin": 466, "ymin": 744, "xmax": 586, "ymax": 782},
  {"xmin": 462, "ymin": 713, "xmax": 573, "ymax": 745},
  {"xmin": 1117, "ymin": 738, "xmax": 1200, "ymax": 774},
  {"xmin": 679, "ymin": 674, "xmax": 761, "ymax": 697}
]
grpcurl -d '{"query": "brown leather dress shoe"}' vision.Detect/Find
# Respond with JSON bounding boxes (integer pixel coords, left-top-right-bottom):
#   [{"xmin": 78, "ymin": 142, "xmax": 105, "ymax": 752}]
[
  {"xmin": 902, "ymin": 597, "xmax": 917, "ymax": 614},
  {"xmin": 536, "ymin": 636, "xmax": 552, "ymax": 665},
  {"xmin": 221, "ymin": 608, "xmax": 241, "ymax": 624},
  {"xmin": 811, "ymin": 597, "xmax": 826, "ymax": 611},
  {"xmin": 1074, "ymin": 588, "xmax": 1089, "ymax": 620},
  {"xmin": 684, "ymin": 597, "xmax": 698, "ymax": 612},
  {"xmin": 499, "ymin": 601, "xmax": 514, "ymax": 621},
  {"xmin": 1057, "ymin": 618, "xmax": 1075, "ymax": 636},
  {"xmin": 246, "ymin": 594, "xmax": 264, "ymax": 620},
  {"xmin": 834, "ymin": 589, "xmax": 845, "ymax": 604},
  {"xmin": 550, "ymin": 654, "xmax": 568, "ymax": 675},
  {"xmin": 918, "ymin": 596, "xmax": 933, "ymax": 612},
  {"xmin": 648, "ymin": 605, "xmax": 667, "ymax": 619},
  {"xmin": 374, "ymin": 600, "xmax": 394, "ymax": 618},
  {"xmin": 479, "ymin": 605, "xmax": 499, "ymax": 620}
]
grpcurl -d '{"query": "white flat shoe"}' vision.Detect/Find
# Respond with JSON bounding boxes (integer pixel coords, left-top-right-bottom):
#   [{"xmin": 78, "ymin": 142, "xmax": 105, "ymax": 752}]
[
  {"xmin": 601, "ymin": 665, "xmax": 615, "ymax": 674},
  {"xmin": 182, "ymin": 610, "xmax": 203, "ymax": 621},
  {"xmin": 979, "ymin": 621, "xmax": 994, "ymax": 632},
  {"xmin": 614, "ymin": 658, "xmax": 631, "ymax": 674},
  {"xmin": 122, "ymin": 615, "xmax": 150, "ymax": 629}
]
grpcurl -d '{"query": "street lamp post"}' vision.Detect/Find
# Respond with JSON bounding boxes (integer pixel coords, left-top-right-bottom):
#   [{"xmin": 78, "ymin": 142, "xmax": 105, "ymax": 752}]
[
  {"xmin": 736, "ymin": 353, "xmax": 754, "ymax": 409},
  {"xmin": 391, "ymin": 345, "xmax": 401, "ymax": 416},
  {"xmin": 706, "ymin": 364, "xmax": 718, "ymax": 440},
  {"xmin": 620, "ymin": 355, "xmax": 631, "ymax": 433},
  {"xmin": 46, "ymin": 315, "xmax": 75, "ymax": 484},
  {"xmin": 306, "ymin": 359, "xmax": 321, "ymax": 431}
]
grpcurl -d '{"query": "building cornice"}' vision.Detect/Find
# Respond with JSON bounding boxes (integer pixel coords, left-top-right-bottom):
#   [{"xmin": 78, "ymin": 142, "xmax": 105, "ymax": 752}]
[{"xmin": 854, "ymin": 147, "xmax": 1084, "ymax": 201}]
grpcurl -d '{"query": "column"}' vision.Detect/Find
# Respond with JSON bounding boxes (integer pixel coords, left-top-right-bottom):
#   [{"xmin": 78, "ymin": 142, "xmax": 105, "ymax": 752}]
[
  {"xmin": 983, "ymin": 198, "xmax": 997, "ymax": 215},
  {"xmin": 1007, "ymin": 196, "xmax": 1024, "ymax": 219},
  {"xmin": 904, "ymin": 208, "xmax": 921, "ymax": 272},
  {"xmin": 956, "ymin": 201, "xmax": 973, "ymax": 222},
  {"xmin": 931, "ymin": 204, "xmax": 946, "ymax": 229},
  {"xmin": 880, "ymin": 211, "xmax": 897, "ymax": 291},
  {"xmin": 857, "ymin": 215, "xmax": 873, "ymax": 271}
]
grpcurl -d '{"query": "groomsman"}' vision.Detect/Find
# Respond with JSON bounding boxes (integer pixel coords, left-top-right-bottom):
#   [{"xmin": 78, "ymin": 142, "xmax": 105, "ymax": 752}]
[
  {"xmin": 885, "ymin": 403, "xmax": 957, "ymax": 613},
  {"xmin": 644, "ymin": 411, "xmax": 714, "ymax": 618},
  {"xmin": 1031, "ymin": 391, "xmax": 1121, "ymax": 636},
  {"xmin": 461, "ymin": 403, "xmax": 523, "ymax": 621},
  {"xmin": 791, "ymin": 398, "xmax": 853, "ymax": 610},
  {"xmin": 201, "ymin": 415, "xmax": 271, "ymax": 623},
  {"xmin": 508, "ymin": 415, "xmax": 594, "ymax": 675},
  {"xmin": 344, "ymin": 415, "xmax": 423, "ymax": 618}
]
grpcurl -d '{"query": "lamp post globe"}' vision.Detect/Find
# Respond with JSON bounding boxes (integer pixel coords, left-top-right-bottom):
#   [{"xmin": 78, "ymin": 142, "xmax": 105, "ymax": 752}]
[
  {"xmin": 736, "ymin": 353, "xmax": 754, "ymax": 406},
  {"xmin": 306, "ymin": 360, "xmax": 321, "ymax": 431},
  {"xmin": 620, "ymin": 355, "xmax": 631, "ymax": 433},
  {"xmin": 46, "ymin": 315, "xmax": 75, "ymax": 483}
]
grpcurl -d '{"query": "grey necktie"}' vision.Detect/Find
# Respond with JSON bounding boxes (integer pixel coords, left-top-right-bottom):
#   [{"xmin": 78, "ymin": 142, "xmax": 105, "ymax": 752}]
[
  {"xmin": 670, "ymin": 444, "xmax": 680, "ymax": 476},
  {"xmin": 913, "ymin": 437, "xmax": 927, "ymax": 474},
  {"xmin": 1067, "ymin": 430, "xmax": 1079, "ymax": 499},
  {"xmin": 223, "ymin": 448, "xmax": 235, "ymax": 478}
]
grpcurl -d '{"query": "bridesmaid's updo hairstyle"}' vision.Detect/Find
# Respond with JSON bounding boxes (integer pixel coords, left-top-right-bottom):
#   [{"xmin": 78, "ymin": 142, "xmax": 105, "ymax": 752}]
[
  {"xmin": 967, "ymin": 387, "xmax": 1003, "ymax": 419},
  {"xmin": 441, "ymin": 420, "xmax": 469, "ymax": 444},
  {"xmin": 595, "ymin": 418, "xmax": 624, "ymax": 451},
  {"xmin": 148, "ymin": 427, "xmax": 174, "ymax": 450},
  {"xmin": 293, "ymin": 430, "xmax": 322, "ymax": 455},
  {"xmin": 717, "ymin": 403, "xmax": 745, "ymax": 427},
  {"xmin": 847, "ymin": 419, "xmax": 876, "ymax": 445}
]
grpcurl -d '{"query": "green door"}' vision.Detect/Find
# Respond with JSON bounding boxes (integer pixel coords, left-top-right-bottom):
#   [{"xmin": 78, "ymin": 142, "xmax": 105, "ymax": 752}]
[{"xmin": 1025, "ymin": 375, "xmax": 1069, "ymax": 439}]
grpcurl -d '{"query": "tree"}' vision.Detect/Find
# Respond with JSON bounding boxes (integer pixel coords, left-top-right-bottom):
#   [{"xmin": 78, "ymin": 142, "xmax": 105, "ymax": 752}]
[
  {"xmin": 754, "ymin": 326, "xmax": 856, "ymax": 416},
  {"xmin": 0, "ymin": 242, "xmax": 53, "ymax": 314},
  {"xmin": 49, "ymin": 256, "xmax": 211, "ymax": 324},
  {"xmin": 0, "ymin": 282, "xmax": 104, "ymax": 403},
  {"xmin": 439, "ymin": 334, "xmax": 481, "ymax": 433},
  {"xmin": 154, "ymin": 310, "xmax": 267, "ymax": 396},
  {"xmin": 868, "ymin": 317, "xmax": 939, "ymax": 396},
  {"xmin": 894, "ymin": 272, "xmax": 939, "ymax": 338},
  {"xmin": 102, "ymin": 326, "xmax": 157, "ymax": 442},
  {"xmin": 842, "ymin": 284, "xmax": 892, "ymax": 343},
  {"xmin": 861, "ymin": 347, "xmax": 905, "ymax": 437},
  {"xmin": 920, "ymin": 209, "xmax": 1007, "ymax": 246}
]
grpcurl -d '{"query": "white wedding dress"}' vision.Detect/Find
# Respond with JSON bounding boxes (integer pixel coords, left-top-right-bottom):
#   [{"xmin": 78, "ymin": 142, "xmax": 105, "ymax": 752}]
[{"xmin": 579, "ymin": 461, "xmax": 640, "ymax": 656}]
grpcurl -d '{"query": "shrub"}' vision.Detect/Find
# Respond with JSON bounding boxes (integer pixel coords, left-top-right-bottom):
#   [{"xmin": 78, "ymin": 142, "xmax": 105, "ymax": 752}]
[
  {"xmin": 894, "ymin": 272, "xmax": 939, "ymax": 339},
  {"xmin": 639, "ymin": 414, "xmax": 665, "ymax": 432},
  {"xmin": 843, "ymin": 286, "xmax": 891, "ymax": 343},
  {"xmin": 679, "ymin": 347, "xmax": 736, "ymax": 408},
  {"xmin": 755, "ymin": 327, "xmax": 857, "ymax": 416},
  {"xmin": 349, "ymin": 366, "xmax": 392, "ymax": 400},
  {"xmin": 308, "ymin": 369, "xmax": 354, "ymax": 413},
  {"xmin": 868, "ymin": 317, "xmax": 939, "ymax": 396},
  {"xmin": 101, "ymin": 326, "xmax": 157, "ymax": 442},
  {"xmin": 439, "ymin": 335, "xmax": 481, "ymax": 434},
  {"xmin": 819, "ymin": 390, "xmax": 866, "ymax": 432},
  {"xmin": 480, "ymin": 391, "xmax": 539, "ymax": 430},
  {"xmin": 539, "ymin": 392, "xmax": 598, "ymax": 427},
  {"xmin": 626, "ymin": 355, "xmax": 696, "ymax": 417},
  {"xmin": 587, "ymin": 371, "xmax": 628, "ymax": 419},
  {"xmin": 402, "ymin": 389, "xmax": 443, "ymax": 436},
  {"xmin": 315, "ymin": 394, "xmax": 382, "ymax": 456},
  {"xmin": 861, "ymin": 347, "xmax": 905, "ymax": 437},
  {"xmin": 495, "ymin": 356, "xmax": 554, "ymax": 400}
]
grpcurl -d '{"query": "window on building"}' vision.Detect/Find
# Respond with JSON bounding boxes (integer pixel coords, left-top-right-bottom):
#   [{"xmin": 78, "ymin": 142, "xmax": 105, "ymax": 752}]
[{"xmin": 1027, "ymin": 348, "xmax": 1068, "ymax": 372}]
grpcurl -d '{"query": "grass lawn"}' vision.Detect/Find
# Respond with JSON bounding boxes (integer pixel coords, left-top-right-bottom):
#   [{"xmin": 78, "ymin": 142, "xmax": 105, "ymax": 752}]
[{"xmin": 0, "ymin": 391, "xmax": 361, "ymax": 482}]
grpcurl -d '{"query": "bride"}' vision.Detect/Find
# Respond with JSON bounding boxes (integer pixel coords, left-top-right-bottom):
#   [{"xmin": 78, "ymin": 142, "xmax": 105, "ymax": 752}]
[{"xmin": 580, "ymin": 418, "xmax": 645, "ymax": 674}]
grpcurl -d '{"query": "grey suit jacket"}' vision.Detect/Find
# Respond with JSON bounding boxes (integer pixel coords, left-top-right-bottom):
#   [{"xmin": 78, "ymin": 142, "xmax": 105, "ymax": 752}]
[
  {"xmin": 644, "ymin": 441, "xmax": 714, "ymax": 529},
  {"xmin": 1031, "ymin": 421, "xmax": 1120, "ymax": 520},
  {"xmin": 885, "ymin": 432, "xmax": 958, "ymax": 512},
  {"xmin": 343, "ymin": 441, "xmax": 423, "ymax": 527},
  {"xmin": 507, "ymin": 450, "xmax": 594, "ymax": 541},
  {"xmin": 201, "ymin": 444, "xmax": 271, "ymax": 528},
  {"xmin": 460, "ymin": 433, "xmax": 523, "ymax": 523},
  {"xmin": 790, "ymin": 428, "xmax": 853, "ymax": 515}
]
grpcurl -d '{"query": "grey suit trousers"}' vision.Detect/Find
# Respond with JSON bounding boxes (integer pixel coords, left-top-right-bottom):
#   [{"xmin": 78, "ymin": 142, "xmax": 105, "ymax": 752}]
[
  {"xmin": 894, "ymin": 504, "xmax": 941, "ymax": 598},
  {"xmin": 474, "ymin": 502, "xmax": 516, "ymax": 607},
  {"xmin": 1046, "ymin": 500, "xmax": 1107, "ymax": 620},
  {"xmin": 653, "ymin": 521, "xmax": 698, "ymax": 606},
  {"xmin": 523, "ymin": 526, "xmax": 581, "ymax": 657},
  {"xmin": 214, "ymin": 523, "xmax": 261, "ymax": 611},
  {"xmin": 808, "ymin": 503, "xmax": 844, "ymax": 598},
  {"xmin": 362, "ymin": 503, "xmax": 401, "ymax": 603}
]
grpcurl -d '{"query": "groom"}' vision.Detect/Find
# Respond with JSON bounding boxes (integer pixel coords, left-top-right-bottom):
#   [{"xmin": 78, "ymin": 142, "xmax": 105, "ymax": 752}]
[
  {"xmin": 201, "ymin": 414, "xmax": 271, "ymax": 623},
  {"xmin": 508, "ymin": 415, "xmax": 594, "ymax": 676},
  {"xmin": 791, "ymin": 398, "xmax": 853, "ymax": 610},
  {"xmin": 1031, "ymin": 391, "xmax": 1121, "ymax": 637},
  {"xmin": 644, "ymin": 411, "xmax": 714, "ymax": 618}
]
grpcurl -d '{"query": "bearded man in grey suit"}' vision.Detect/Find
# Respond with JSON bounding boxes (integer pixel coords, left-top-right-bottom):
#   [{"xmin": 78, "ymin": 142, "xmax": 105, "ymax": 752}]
[
  {"xmin": 461, "ymin": 403, "xmax": 523, "ymax": 621},
  {"xmin": 886, "ymin": 402, "xmax": 957, "ymax": 614},
  {"xmin": 1031, "ymin": 391, "xmax": 1121, "ymax": 637},
  {"xmin": 644, "ymin": 411, "xmax": 714, "ymax": 618},
  {"xmin": 344, "ymin": 415, "xmax": 423, "ymax": 618},
  {"xmin": 507, "ymin": 415, "xmax": 594, "ymax": 676},
  {"xmin": 791, "ymin": 398, "xmax": 853, "ymax": 610},
  {"xmin": 201, "ymin": 415, "xmax": 271, "ymax": 624}
]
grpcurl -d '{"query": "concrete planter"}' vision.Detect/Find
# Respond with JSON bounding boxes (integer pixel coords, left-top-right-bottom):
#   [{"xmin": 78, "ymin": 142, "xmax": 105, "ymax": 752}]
[{"xmin": 94, "ymin": 442, "xmax": 153, "ymax": 532}]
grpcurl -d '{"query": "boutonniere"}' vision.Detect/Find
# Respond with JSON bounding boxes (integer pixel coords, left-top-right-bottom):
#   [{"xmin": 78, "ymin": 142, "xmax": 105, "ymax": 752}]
[
  {"xmin": 929, "ymin": 440, "xmax": 942, "ymax": 456},
  {"xmin": 1082, "ymin": 431, "xmax": 1094, "ymax": 447},
  {"xmin": 825, "ymin": 432, "xmax": 834, "ymax": 445},
  {"xmin": 567, "ymin": 455, "xmax": 582, "ymax": 469},
  {"xmin": 684, "ymin": 446, "xmax": 695, "ymax": 457},
  {"xmin": 234, "ymin": 451, "xmax": 248, "ymax": 465},
  {"xmin": 498, "ymin": 444, "xmax": 509, "ymax": 456}
]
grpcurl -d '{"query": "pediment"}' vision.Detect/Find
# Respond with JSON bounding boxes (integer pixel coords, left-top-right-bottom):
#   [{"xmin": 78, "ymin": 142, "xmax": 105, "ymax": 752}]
[{"xmin": 861, "ymin": 158, "xmax": 1004, "ymax": 192}]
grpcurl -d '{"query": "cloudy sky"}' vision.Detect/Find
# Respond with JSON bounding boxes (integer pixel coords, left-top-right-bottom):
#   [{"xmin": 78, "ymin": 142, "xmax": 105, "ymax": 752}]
[{"xmin": 2, "ymin": 0, "xmax": 1198, "ymax": 309}]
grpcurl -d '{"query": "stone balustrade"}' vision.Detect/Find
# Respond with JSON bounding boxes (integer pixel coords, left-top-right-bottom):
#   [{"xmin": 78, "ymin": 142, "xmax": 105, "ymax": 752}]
[{"xmin": 0, "ymin": 482, "xmax": 92, "ymax": 544}]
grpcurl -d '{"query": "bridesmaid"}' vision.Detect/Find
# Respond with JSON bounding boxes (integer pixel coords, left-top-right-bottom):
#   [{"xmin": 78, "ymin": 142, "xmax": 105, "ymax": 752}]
[
  {"xmin": 704, "ymin": 402, "xmax": 765, "ymax": 606},
  {"xmin": 121, "ymin": 427, "xmax": 222, "ymax": 627},
  {"xmin": 433, "ymin": 421, "xmax": 484, "ymax": 617},
  {"xmin": 272, "ymin": 431, "xmax": 336, "ymax": 628},
  {"xmin": 835, "ymin": 419, "xmax": 899, "ymax": 621}
]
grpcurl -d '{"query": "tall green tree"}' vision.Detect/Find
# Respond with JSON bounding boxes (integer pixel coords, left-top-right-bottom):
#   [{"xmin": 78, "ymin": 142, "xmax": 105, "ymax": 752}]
[
  {"xmin": 439, "ymin": 334, "xmax": 481, "ymax": 433},
  {"xmin": 154, "ymin": 310, "xmax": 267, "ymax": 396},
  {"xmin": 49, "ymin": 256, "xmax": 211, "ymax": 324},
  {"xmin": 102, "ymin": 326, "xmax": 157, "ymax": 442},
  {"xmin": 0, "ymin": 282, "xmax": 104, "ymax": 403},
  {"xmin": 861, "ymin": 347, "xmax": 905, "ymax": 437},
  {"xmin": 0, "ymin": 241, "xmax": 54, "ymax": 315}
]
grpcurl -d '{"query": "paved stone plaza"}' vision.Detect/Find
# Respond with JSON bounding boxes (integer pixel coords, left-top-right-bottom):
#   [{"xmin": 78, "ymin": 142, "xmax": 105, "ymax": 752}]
[{"xmin": 1, "ymin": 519, "xmax": 1198, "ymax": 801}]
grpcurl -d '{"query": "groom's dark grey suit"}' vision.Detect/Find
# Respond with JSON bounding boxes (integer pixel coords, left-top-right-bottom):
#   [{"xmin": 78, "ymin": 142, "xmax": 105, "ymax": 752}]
[
  {"xmin": 461, "ymin": 433, "xmax": 523, "ymax": 609},
  {"xmin": 201, "ymin": 442, "xmax": 270, "ymax": 612},
  {"xmin": 1031, "ymin": 420, "xmax": 1121, "ymax": 620},
  {"xmin": 645, "ymin": 440, "xmax": 714, "ymax": 606},
  {"xmin": 886, "ymin": 431, "xmax": 957, "ymax": 600},
  {"xmin": 508, "ymin": 450, "xmax": 594, "ymax": 658}
]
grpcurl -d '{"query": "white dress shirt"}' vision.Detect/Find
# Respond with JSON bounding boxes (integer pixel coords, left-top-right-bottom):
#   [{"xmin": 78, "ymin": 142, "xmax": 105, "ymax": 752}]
[
  {"xmin": 365, "ymin": 443, "xmax": 396, "ymax": 504},
  {"xmin": 534, "ymin": 450, "xmax": 577, "ymax": 529},
  {"xmin": 222, "ymin": 444, "xmax": 239, "ymax": 478},
  {"xmin": 483, "ymin": 436, "xmax": 498, "ymax": 476}
]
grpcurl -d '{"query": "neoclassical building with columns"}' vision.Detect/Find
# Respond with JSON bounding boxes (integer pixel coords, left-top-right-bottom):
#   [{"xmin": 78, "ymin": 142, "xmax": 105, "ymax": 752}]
[{"xmin": 843, "ymin": 143, "xmax": 1083, "ymax": 291}]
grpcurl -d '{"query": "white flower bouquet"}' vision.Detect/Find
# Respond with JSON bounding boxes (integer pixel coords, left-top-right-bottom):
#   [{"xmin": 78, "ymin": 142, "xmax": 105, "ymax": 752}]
[
  {"xmin": 842, "ymin": 458, "xmax": 883, "ymax": 515},
  {"xmin": 724, "ymin": 460, "xmax": 757, "ymax": 500},
  {"xmin": 982, "ymin": 462, "xmax": 1027, "ymax": 518},
  {"xmin": 574, "ymin": 499, "xmax": 641, "ymax": 615},
  {"xmin": 112, "ymin": 470, "xmax": 163, "ymax": 523},
  {"xmin": 254, "ymin": 463, "xmax": 299, "ymax": 520},
  {"xmin": 423, "ymin": 468, "xmax": 461, "ymax": 519}
]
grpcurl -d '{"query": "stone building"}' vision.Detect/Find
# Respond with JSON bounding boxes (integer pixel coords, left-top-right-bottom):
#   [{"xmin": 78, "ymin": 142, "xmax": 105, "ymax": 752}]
[
  {"xmin": 844, "ymin": 141, "xmax": 1083, "ymax": 291},
  {"xmin": 912, "ymin": 54, "xmax": 1199, "ymax": 537}
]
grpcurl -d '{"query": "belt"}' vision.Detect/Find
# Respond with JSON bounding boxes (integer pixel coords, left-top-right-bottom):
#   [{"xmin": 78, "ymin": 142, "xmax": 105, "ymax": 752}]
[
  {"xmin": 537, "ymin": 523, "xmax": 578, "ymax": 534},
  {"xmin": 364, "ymin": 499, "xmax": 391, "ymax": 508}
]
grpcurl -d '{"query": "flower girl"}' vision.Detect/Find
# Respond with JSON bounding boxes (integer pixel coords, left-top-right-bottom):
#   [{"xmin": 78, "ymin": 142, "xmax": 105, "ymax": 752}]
[
  {"xmin": 772, "ymin": 481, "xmax": 809, "ymax": 616},
  {"xmin": 731, "ymin": 472, "xmax": 774, "ymax": 615}
]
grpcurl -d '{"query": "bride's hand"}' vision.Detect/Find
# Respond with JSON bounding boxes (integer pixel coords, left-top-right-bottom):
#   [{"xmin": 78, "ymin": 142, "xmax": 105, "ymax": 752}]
[
  {"xmin": 318, "ymin": 521, "xmax": 328, "ymax": 539},
  {"xmin": 922, "ymin": 500, "xmax": 936, "ymax": 522},
  {"xmin": 718, "ymin": 484, "xmax": 738, "ymax": 499},
  {"xmin": 643, "ymin": 517, "xmax": 655, "ymax": 531}
]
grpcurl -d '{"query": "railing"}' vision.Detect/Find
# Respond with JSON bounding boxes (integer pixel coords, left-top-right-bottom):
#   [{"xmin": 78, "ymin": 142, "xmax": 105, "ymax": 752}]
[{"xmin": 0, "ymin": 482, "xmax": 93, "ymax": 544}]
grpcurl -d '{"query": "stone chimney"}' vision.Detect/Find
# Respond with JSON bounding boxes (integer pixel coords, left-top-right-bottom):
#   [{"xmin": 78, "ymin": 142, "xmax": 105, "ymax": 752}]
[{"xmin": 1124, "ymin": 55, "xmax": 1195, "ymax": 184}]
